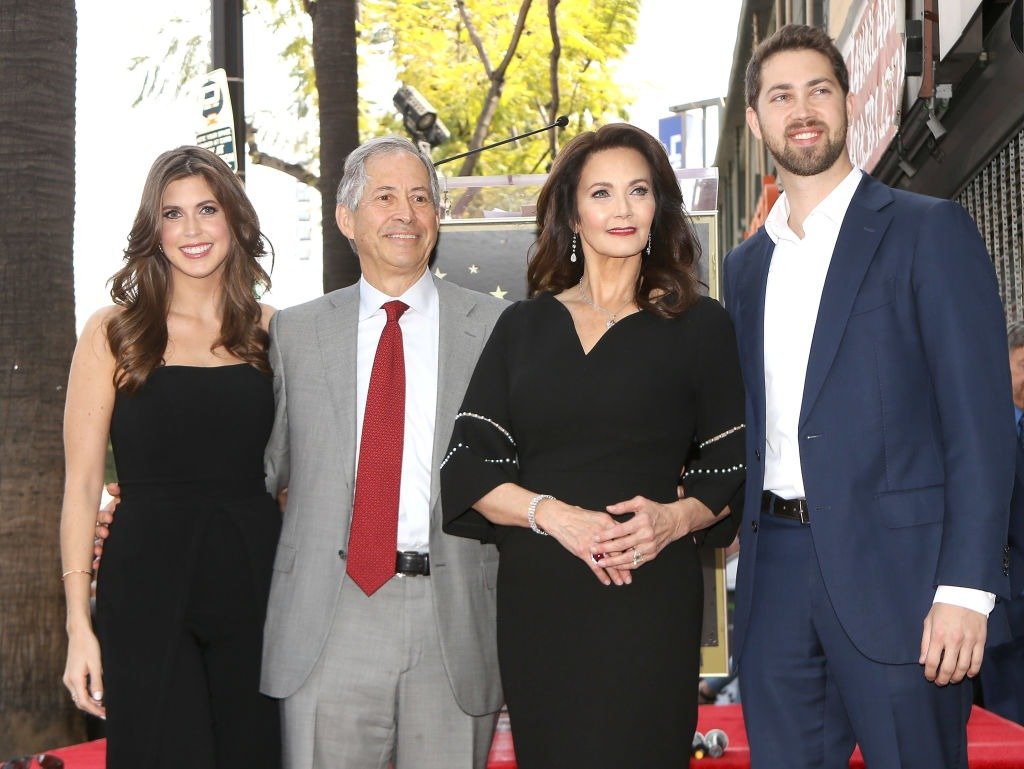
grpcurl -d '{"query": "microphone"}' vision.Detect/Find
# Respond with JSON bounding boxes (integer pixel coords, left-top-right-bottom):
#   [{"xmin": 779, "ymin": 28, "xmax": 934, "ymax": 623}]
[
  {"xmin": 691, "ymin": 730, "xmax": 707, "ymax": 759},
  {"xmin": 432, "ymin": 115, "xmax": 569, "ymax": 167},
  {"xmin": 704, "ymin": 728, "xmax": 729, "ymax": 758}
]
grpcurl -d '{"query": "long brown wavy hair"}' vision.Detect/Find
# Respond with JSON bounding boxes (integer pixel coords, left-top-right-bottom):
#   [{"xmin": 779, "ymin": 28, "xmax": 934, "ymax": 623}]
[
  {"xmin": 107, "ymin": 146, "xmax": 272, "ymax": 392},
  {"xmin": 526, "ymin": 122, "xmax": 701, "ymax": 318}
]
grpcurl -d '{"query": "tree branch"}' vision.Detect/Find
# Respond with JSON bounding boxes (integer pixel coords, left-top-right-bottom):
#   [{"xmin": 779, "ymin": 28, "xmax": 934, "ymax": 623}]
[
  {"xmin": 456, "ymin": 0, "xmax": 493, "ymax": 78},
  {"xmin": 246, "ymin": 122, "xmax": 319, "ymax": 187},
  {"xmin": 547, "ymin": 0, "xmax": 561, "ymax": 160},
  {"xmin": 492, "ymin": 0, "xmax": 533, "ymax": 82},
  {"xmin": 456, "ymin": 0, "xmax": 534, "ymax": 179}
]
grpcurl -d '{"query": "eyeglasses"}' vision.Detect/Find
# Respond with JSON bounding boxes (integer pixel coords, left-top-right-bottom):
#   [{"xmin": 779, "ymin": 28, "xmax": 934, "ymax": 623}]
[{"xmin": 1, "ymin": 755, "xmax": 64, "ymax": 769}]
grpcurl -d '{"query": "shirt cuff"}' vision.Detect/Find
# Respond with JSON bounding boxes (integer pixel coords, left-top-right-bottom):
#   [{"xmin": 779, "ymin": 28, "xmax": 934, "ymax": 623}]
[{"xmin": 932, "ymin": 585, "xmax": 996, "ymax": 616}]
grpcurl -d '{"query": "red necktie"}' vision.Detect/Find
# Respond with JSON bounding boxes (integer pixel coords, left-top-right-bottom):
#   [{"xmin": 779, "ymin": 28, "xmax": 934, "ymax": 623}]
[{"xmin": 347, "ymin": 300, "xmax": 409, "ymax": 596}]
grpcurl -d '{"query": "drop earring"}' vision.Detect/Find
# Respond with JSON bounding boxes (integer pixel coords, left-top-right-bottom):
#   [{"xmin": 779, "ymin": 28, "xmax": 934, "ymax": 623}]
[
  {"xmin": 570, "ymin": 232, "xmax": 577, "ymax": 263},
  {"xmin": 645, "ymin": 232, "xmax": 652, "ymax": 257}
]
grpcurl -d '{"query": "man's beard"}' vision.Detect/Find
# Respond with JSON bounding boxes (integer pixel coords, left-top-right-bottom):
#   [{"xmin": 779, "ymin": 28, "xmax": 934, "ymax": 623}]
[{"xmin": 764, "ymin": 119, "xmax": 848, "ymax": 177}]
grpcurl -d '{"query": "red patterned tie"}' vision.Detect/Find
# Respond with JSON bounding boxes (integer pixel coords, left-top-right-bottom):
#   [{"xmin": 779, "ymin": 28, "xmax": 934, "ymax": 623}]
[{"xmin": 347, "ymin": 300, "xmax": 409, "ymax": 596}]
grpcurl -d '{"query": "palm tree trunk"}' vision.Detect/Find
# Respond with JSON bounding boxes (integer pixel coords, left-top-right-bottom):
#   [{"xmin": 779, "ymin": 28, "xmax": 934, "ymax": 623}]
[
  {"xmin": 308, "ymin": 0, "xmax": 361, "ymax": 293},
  {"xmin": 0, "ymin": 0, "xmax": 82, "ymax": 753}
]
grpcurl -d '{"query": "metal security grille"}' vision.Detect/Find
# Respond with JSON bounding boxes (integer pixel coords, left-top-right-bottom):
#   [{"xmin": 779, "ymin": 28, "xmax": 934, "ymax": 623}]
[{"xmin": 958, "ymin": 129, "xmax": 1024, "ymax": 322}]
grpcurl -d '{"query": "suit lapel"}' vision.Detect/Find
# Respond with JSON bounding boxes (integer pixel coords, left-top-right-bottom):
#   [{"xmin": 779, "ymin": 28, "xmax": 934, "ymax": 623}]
[
  {"xmin": 1015, "ymin": 442, "xmax": 1024, "ymax": 488},
  {"xmin": 315, "ymin": 286, "xmax": 360, "ymax": 497},
  {"xmin": 800, "ymin": 176, "xmax": 893, "ymax": 426},
  {"xmin": 431, "ymin": 279, "xmax": 490, "ymax": 512},
  {"xmin": 738, "ymin": 232, "xmax": 774, "ymax": 447}
]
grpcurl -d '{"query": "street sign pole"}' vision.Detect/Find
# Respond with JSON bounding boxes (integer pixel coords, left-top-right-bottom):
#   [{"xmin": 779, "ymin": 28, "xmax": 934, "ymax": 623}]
[{"xmin": 211, "ymin": 0, "xmax": 245, "ymax": 179}]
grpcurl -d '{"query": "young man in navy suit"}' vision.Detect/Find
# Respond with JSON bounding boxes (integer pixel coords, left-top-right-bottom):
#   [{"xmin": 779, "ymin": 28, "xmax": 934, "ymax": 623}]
[{"xmin": 724, "ymin": 24, "xmax": 1015, "ymax": 768}]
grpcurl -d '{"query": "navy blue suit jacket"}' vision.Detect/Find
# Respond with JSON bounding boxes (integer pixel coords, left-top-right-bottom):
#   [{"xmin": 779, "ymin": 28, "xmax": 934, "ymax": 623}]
[
  {"xmin": 1011, "ymin": 446, "xmax": 1024, "ymax": 602},
  {"xmin": 990, "ymin": 444, "xmax": 1024, "ymax": 645},
  {"xmin": 724, "ymin": 173, "xmax": 1014, "ymax": 665}
]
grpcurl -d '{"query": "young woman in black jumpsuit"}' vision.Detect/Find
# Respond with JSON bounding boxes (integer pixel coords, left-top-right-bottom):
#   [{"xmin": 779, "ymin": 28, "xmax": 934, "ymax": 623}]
[{"xmin": 60, "ymin": 146, "xmax": 281, "ymax": 768}]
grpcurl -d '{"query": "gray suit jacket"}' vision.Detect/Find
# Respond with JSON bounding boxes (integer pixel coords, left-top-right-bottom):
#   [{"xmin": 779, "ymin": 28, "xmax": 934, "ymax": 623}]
[{"xmin": 259, "ymin": 276, "xmax": 506, "ymax": 716}]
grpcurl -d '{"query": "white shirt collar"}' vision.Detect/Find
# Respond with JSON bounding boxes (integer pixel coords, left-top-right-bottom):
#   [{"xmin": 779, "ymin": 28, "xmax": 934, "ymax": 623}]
[
  {"xmin": 764, "ymin": 167, "xmax": 863, "ymax": 244},
  {"xmin": 358, "ymin": 269, "xmax": 438, "ymax": 321}
]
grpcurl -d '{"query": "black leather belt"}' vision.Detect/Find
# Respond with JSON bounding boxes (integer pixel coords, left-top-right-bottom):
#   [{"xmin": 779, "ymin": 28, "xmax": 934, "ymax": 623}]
[
  {"xmin": 761, "ymin": 492, "xmax": 810, "ymax": 524},
  {"xmin": 396, "ymin": 551, "xmax": 430, "ymax": 576}
]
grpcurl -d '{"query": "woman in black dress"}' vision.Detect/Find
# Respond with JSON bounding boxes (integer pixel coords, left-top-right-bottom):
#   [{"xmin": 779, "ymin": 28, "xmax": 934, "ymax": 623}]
[
  {"xmin": 441, "ymin": 123, "xmax": 745, "ymax": 768},
  {"xmin": 60, "ymin": 146, "xmax": 281, "ymax": 768}
]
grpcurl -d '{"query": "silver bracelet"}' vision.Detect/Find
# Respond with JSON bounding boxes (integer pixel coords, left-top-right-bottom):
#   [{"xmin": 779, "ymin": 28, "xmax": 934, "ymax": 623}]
[{"xmin": 527, "ymin": 494, "xmax": 554, "ymax": 535}]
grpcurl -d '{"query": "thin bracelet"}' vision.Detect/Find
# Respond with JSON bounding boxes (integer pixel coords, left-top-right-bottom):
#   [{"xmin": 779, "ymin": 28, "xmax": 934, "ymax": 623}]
[
  {"xmin": 61, "ymin": 569, "xmax": 94, "ymax": 582},
  {"xmin": 527, "ymin": 494, "xmax": 554, "ymax": 535}
]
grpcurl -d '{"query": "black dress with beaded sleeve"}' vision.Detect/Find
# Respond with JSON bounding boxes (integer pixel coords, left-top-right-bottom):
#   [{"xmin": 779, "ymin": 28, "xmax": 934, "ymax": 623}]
[{"xmin": 441, "ymin": 293, "xmax": 745, "ymax": 769}]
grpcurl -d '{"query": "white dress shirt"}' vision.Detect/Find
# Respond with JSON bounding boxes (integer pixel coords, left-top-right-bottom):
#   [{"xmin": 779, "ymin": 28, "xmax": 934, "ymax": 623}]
[
  {"xmin": 761, "ymin": 168, "xmax": 993, "ymax": 616},
  {"xmin": 356, "ymin": 270, "xmax": 439, "ymax": 552},
  {"xmin": 763, "ymin": 168, "xmax": 862, "ymax": 499}
]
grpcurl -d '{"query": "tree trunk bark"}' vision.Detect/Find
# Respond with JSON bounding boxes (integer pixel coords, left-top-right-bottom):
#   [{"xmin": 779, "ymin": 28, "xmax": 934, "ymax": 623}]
[
  {"xmin": 0, "ymin": 0, "xmax": 82, "ymax": 753},
  {"xmin": 546, "ymin": 0, "xmax": 561, "ymax": 160},
  {"xmin": 455, "ymin": 0, "xmax": 534, "ymax": 179},
  {"xmin": 309, "ymin": 0, "xmax": 361, "ymax": 293}
]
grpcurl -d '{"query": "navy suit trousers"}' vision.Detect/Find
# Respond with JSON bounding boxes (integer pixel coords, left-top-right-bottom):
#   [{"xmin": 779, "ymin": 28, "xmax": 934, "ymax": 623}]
[{"xmin": 739, "ymin": 514, "xmax": 972, "ymax": 769}]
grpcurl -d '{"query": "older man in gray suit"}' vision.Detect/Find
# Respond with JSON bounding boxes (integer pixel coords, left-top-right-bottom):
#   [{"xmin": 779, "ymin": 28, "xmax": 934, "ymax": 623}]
[{"xmin": 260, "ymin": 136, "xmax": 505, "ymax": 769}]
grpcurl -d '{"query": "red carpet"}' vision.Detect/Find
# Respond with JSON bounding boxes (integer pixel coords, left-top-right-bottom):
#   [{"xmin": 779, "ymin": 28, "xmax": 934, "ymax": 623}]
[
  {"xmin": 683, "ymin": 704, "xmax": 1024, "ymax": 768},
  {"xmin": 44, "ymin": 705, "xmax": 1024, "ymax": 768}
]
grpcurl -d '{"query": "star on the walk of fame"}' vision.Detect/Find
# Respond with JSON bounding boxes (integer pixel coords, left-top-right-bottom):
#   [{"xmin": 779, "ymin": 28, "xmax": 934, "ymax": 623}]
[
  {"xmin": 468, "ymin": 264, "xmax": 479, "ymax": 274},
  {"xmin": 433, "ymin": 267, "xmax": 447, "ymax": 279},
  {"xmin": 490, "ymin": 286, "xmax": 508, "ymax": 299}
]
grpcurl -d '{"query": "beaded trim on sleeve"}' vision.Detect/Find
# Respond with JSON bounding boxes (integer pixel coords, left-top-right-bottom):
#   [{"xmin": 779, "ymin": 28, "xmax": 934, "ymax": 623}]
[
  {"xmin": 683, "ymin": 463, "xmax": 746, "ymax": 478},
  {"xmin": 699, "ymin": 424, "xmax": 745, "ymax": 449},
  {"xmin": 455, "ymin": 412, "xmax": 516, "ymax": 446},
  {"xmin": 439, "ymin": 412, "xmax": 518, "ymax": 470}
]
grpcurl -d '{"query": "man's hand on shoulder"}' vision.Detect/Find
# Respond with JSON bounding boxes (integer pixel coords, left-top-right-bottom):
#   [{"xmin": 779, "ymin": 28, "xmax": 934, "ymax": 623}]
[
  {"xmin": 93, "ymin": 482, "xmax": 121, "ymax": 568},
  {"xmin": 919, "ymin": 602, "xmax": 987, "ymax": 685}
]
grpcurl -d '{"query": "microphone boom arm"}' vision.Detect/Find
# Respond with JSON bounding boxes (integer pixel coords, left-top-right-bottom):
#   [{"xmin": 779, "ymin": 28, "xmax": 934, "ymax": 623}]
[{"xmin": 433, "ymin": 115, "xmax": 569, "ymax": 167}]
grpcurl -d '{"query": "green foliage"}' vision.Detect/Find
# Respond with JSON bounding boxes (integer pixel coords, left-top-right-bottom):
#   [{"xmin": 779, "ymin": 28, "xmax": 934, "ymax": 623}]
[
  {"xmin": 105, "ymin": 441, "xmax": 117, "ymax": 484},
  {"xmin": 257, "ymin": 0, "xmax": 317, "ymax": 116},
  {"xmin": 245, "ymin": 1, "xmax": 320, "ymax": 168},
  {"xmin": 128, "ymin": 15, "xmax": 209, "ymax": 107},
  {"xmin": 128, "ymin": 0, "xmax": 640, "ymax": 180},
  {"xmin": 360, "ymin": 0, "xmax": 640, "ymax": 174}
]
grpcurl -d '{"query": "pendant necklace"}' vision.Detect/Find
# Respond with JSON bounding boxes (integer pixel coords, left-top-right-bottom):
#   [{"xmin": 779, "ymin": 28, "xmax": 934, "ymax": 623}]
[{"xmin": 577, "ymin": 279, "xmax": 634, "ymax": 329}]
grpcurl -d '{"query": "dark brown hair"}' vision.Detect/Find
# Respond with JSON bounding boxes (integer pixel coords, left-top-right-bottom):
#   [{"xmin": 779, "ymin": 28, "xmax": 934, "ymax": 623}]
[
  {"xmin": 107, "ymin": 146, "xmax": 271, "ymax": 391},
  {"xmin": 745, "ymin": 24, "xmax": 850, "ymax": 109},
  {"xmin": 527, "ymin": 122, "xmax": 701, "ymax": 318}
]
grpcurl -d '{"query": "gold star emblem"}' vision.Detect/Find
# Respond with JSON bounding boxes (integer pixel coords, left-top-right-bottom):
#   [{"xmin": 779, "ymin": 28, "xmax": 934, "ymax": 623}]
[
  {"xmin": 433, "ymin": 267, "xmax": 447, "ymax": 279},
  {"xmin": 468, "ymin": 264, "xmax": 479, "ymax": 274},
  {"xmin": 490, "ymin": 285, "xmax": 508, "ymax": 299}
]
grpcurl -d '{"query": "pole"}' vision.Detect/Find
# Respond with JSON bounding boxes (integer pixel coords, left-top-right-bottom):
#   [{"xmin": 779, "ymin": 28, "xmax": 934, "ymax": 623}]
[{"xmin": 212, "ymin": 0, "xmax": 246, "ymax": 179}]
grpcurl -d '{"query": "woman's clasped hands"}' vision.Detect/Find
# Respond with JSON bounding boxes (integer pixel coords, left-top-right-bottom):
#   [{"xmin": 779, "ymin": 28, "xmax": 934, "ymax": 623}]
[
  {"xmin": 532, "ymin": 499, "xmax": 630, "ymax": 586},
  {"xmin": 534, "ymin": 494, "xmax": 712, "ymax": 587},
  {"xmin": 594, "ymin": 496, "xmax": 712, "ymax": 580}
]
